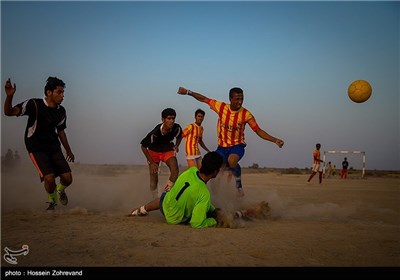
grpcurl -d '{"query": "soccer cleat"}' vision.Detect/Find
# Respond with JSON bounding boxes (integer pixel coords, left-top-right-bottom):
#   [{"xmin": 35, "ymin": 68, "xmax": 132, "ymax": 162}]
[
  {"xmin": 46, "ymin": 202, "xmax": 57, "ymax": 211},
  {"xmin": 58, "ymin": 190, "xmax": 68, "ymax": 206}
]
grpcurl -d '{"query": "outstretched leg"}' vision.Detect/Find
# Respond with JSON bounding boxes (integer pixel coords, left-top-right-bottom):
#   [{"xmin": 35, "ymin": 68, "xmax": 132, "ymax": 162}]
[
  {"xmin": 129, "ymin": 198, "xmax": 160, "ymax": 217},
  {"xmin": 307, "ymin": 171, "xmax": 316, "ymax": 182}
]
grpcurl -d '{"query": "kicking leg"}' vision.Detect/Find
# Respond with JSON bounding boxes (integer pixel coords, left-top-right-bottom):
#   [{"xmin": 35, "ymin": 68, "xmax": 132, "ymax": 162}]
[
  {"xmin": 307, "ymin": 171, "xmax": 316, "ymax": 182},
  {"xmin": 129, "ymin": 198, "xmax": 160, "ymax": 217},
  {"xmin": 227, "ymin": 154, "xmax": 244, "ymax": 197}
]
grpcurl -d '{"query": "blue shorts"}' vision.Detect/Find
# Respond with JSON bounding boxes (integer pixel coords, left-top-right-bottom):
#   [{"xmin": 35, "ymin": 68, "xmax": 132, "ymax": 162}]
[
  {"xmin": 215, "ymin": 144, "xmax": 246, "ymax": 164},
  {"xmin": 159, "ymin": 191, "xmax": 167, "ymax": 216}
]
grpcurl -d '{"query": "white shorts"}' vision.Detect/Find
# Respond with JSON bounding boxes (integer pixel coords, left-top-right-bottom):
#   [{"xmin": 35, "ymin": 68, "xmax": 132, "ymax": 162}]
[
  {"xmin": 312, "ymin": 163, "xmax": 322, "ymax": 172},
  {"xmin": 186, "ymin": 155, "xmax": 201, "ymax": 160}
]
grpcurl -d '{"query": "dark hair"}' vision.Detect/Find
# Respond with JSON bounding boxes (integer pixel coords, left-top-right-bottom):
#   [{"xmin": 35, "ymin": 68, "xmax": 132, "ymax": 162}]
[
  {"xmin": 195, "ymin": 108, "xmax": 205, "ymax": 117},
  {"xmin": 44, "ymin": 76, "xmax": 65, "ymax": 96},
  {"xmin": 200, "ymin": 152, "xmax": 223, "ymax": 176},
  {"xmin": 229, "ymin": 87, "xmax": 243, "ymax": 98},
  {"xmin": 161, "ymin": 108, "xmax": 176, "ymax": 119}
]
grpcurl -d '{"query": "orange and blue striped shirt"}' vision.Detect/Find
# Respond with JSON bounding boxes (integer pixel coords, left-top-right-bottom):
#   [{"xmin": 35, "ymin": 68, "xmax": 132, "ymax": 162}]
[
  {"xmin": 182, "ymin": 123, "xmax": 204, "ymax": 157},
  {"xmin": 206, "ymin": 99, "xmax": 260, "ymax": 147}
]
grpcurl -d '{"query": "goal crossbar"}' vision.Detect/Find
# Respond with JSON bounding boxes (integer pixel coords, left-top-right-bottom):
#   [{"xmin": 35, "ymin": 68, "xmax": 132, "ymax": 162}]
[{"xmin": 323, "ymin": 150, "xmax": 366, "ymax": 178}]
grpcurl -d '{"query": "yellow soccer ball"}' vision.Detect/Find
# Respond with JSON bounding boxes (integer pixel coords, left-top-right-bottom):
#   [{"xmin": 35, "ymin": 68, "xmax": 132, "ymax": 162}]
[{"xmin": 348, "ymin": 80, "xmax": 372, "ymax": 103}]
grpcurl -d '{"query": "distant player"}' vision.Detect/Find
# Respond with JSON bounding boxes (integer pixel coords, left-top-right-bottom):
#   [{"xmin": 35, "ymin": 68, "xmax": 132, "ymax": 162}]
[
  {"xmin": 332, "ymin": 164, "xmax": 337, "ymax": 177},
  {"xmin": 177, "ymin": 86, "xmax": 284, "ymax": 197},
  {"xmin": 325, "ymin": 161, "xmax": 333, "ymax": 178},
  {"xmin": 341, "ymin": 157, "xmax": 349, "ymax": 179},
  {"xmin": 181, "ymin": 108, "xmax": 210, "ymax": 168},
  {"xmin": 307, "ymin": 143, "xmax": 323, "ymax": 184}
]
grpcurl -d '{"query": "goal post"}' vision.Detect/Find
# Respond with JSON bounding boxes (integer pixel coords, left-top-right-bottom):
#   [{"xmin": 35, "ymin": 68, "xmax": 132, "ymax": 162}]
[{"xmin": 323, "ymin": 150, "xmax": 366, "ymax": 178}]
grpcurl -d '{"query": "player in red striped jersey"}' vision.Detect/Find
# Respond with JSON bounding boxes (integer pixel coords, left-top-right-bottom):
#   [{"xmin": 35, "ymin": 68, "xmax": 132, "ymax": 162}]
[
  {"xmin": 307, "ymin": 143, "xmax": 324, "ymax": 184},
  {"xmin": 178, "ymin": 86, "xmax": 284, "ymax": 197},
  {"xmin": 182, "ymin": 109, "xmax": 211, "ymax": 168}
]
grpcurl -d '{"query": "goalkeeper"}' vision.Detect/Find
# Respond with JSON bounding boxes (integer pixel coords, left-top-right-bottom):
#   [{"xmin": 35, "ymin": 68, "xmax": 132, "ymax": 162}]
[{"xmin": 129, "ymin": 151, "xmax": 224, "ymax": 229}]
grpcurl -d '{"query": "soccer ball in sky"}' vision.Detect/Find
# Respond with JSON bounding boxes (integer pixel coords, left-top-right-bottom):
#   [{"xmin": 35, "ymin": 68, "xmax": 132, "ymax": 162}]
[{"xmin": 348, "ymin": 80, "xmax": 372, "ymax": 103}]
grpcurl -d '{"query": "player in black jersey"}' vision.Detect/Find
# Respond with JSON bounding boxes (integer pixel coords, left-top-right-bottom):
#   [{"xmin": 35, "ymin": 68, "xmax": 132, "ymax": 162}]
[
  {"xmin": 4, "ymin": 77, "xmax": 75, "ymax": 211},
  {"xmin": 140, "ymin": 108, "xmax": 183, "ymax": 198}
]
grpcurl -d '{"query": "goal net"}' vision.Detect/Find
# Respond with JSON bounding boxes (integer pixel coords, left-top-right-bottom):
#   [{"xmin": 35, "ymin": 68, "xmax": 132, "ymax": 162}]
[{"xmin": 322, "ymin": 150, "xmax": 366, "ymax": 178}]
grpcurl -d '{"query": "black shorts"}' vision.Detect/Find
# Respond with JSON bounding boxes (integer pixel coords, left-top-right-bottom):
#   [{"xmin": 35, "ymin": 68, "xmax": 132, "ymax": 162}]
[
  {"xmin": 159, "ymin": 191, "xmax": 167, "ymax": 216},
  {"xmin": 29, "ymin": 150, "xmax": 71, "ymax": 182}
]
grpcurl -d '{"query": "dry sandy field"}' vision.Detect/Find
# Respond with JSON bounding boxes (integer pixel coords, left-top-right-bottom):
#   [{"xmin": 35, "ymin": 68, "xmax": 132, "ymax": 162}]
[{"xmin": 1, "ymin": 163, "xmax": 399, "ymax": 276}]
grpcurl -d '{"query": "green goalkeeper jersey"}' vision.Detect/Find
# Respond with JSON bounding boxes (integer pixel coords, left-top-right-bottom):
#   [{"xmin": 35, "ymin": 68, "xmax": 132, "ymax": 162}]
[{"xmin": 162, "ymin": 167, "xmax": 217, "ymax": 228}]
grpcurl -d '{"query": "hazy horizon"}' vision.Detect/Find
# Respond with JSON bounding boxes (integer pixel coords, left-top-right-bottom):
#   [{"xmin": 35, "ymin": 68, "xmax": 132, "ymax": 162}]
[{"xmin": 1, "ymin": 1, "xmax": 399, "ymax": 170}]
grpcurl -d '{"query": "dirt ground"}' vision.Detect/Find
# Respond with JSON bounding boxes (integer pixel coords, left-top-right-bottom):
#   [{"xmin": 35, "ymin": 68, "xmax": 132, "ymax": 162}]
[{"xmin": 1, "ymin": 163, "xmax": 399, "ymax": 274}]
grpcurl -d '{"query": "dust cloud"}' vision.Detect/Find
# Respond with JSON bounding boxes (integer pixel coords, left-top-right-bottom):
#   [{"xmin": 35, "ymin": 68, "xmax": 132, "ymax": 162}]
[
  {"xmin": 1, "ymin": 163, "xmax": 153, "ymax": 216},
  {"xmin": 1, "ymin": 163, "xmax": 361, "ymax": 223}
]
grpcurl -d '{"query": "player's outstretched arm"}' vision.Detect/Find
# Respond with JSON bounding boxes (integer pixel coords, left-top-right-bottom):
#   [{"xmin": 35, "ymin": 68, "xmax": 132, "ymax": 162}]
[
  {"xmin": 4, "ymin": 78, "xmax": 20, "ymax": 116},
  {"xmin": 255, "ymin": 128, "xmax": 284, "ymax": 148},
  {"xmin": 177, "ymin": 86, "xmax": 209, "ymax": 103}
]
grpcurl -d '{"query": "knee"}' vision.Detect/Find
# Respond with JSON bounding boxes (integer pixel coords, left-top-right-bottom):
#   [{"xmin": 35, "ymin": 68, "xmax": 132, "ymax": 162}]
[
  {"xmin": 44, "ymin": 174, "xmax": 56, "ymax": 186},
  {"xmin": 60, "ymin": 173, "xmax": 73, "ymax": 186},
  {"xmin": 227, "ymin": 155, "xmax": 240, "ymax": 170},
  {"xmin": 227, "ymin": 159, "xmax": 237, "ymax": 169}
]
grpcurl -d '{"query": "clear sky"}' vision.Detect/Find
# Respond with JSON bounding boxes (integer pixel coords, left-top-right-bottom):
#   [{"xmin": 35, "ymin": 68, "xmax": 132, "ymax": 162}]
[{"xmin": 1, "ymin": 1, "xmax": 399, "ymax": 170}]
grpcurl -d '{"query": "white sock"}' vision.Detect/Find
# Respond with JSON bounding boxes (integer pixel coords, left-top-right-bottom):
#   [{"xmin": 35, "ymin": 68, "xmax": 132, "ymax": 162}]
[{"xmin": 140, "ymin": 206, "xmax": 148, "ymax": 215}]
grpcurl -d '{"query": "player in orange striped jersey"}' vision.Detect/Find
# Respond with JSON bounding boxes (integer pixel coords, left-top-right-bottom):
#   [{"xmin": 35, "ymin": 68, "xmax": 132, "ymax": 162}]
[
  {"xmin": 307, "ymin": 143, "xmax": 323, "ymax": 184},
  {"xmin": 182, "ymin": 109, "xmax": 211, "ymax": 168},
  {"xmin": 178, "ymin": 86, "xmax": 284, "ymax": 197}
]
